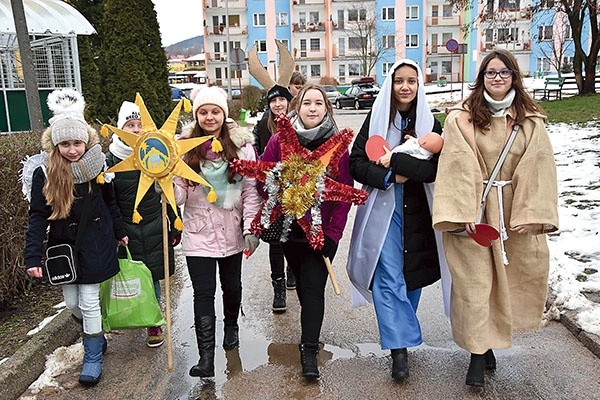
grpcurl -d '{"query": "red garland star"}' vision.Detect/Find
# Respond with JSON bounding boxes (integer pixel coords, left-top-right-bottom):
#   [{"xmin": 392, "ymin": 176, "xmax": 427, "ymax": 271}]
[{"xmin": 230, "ymin": 114, "xmax": 368, "ymax": 250}]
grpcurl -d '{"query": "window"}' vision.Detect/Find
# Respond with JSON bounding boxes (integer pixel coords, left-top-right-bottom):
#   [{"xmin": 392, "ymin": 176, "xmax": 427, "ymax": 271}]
[
  {"xmin": 253, "ymin": 13, "xmax": 266, "ymax": 27},
  {"xmin": 339, "ymin": 65, "xmax": 346, "ymax": 77},
  {"xmin": 537, "ymin": 57, "xmax": 551, "ymax": 72},
  {"xmin": 215, "ymin": 68, "xmax": 222, "ymax": 86},
  {"xmin": 348, "ymin": 9, "xmax": 367, "ymax": 22},
  {"xmin": 406, "ymin": 34, "xmax": 419, "ymax": 48},
  {"xmin": 442, "ymin": 61, "xmax": 451, "ymax": 74},
  {"xmin": 309, "ymin": 11, "xmax": 320, "ymax": 23},
  {"xmin": 383, "ymin": 62, "xmax": 395, "ymax": 76},
  {"xmin": 498, "ymin": 28, "xmax": 518, "ymax": 42},
  {"xmin": 228, "ymin": 15, "xmax": 240, "ymax": 27},
  {"xmin": 540, "ymin": 0, "xmax": 555, "ymax": 8},
  {"xmin": 442, "ymin": 5, "xmax": 453, "ymax": 17},
  {"xmin": 300, "ymin": 65, "xmax": 308, "ymax": 76},
  {"xmin": 349, "ymin": 36, "xmax": 365, "ymax": 50},
  {"xmin": 254, "ymin": 40, "xmax": 267, "ymax": 52},
  {"xmin": 499, "ymin": 0, "xmax": 520, "ymax": 10},
  {"xmin": 538, "ymin": 25, "xmax": 553, "ymax": 40},
  {"xmin": 300, "ymin": 39, "xmax": 307, "ymax": 57},
  {"xmin": 442, "ymin": 32, "xmax": 453, "ymax": 45},
  {"xmin": 310, "ymin": 38, "xmax": 320, "ymax": 51},
  {"xmin": 279, "ymin": 39, "xmax": 289, "ymax": 49},
  {"xmin": 382, "ymin": 7, "xmax": 395, "ymax": 20},
  {"xmin": 311, "ymin": 65, "xmax": 321, "ymax": 77},
  {"xmin": 276, "ymin": 13, "xmax": 288, "ymax": 26},
  {"xmin": 406, "ymin": 6, "xmax": 419, "ymax": 20},
  {"xmin": 338, "ymin": 37, "xmax": 346, "ymax": 56},
  {"xmin": 349, "ymin": 63, "xmax": 362, "ymax": 76},
  {"xmin": 383, "ymin": 35, "xmax": 395, "ymax": 49}
]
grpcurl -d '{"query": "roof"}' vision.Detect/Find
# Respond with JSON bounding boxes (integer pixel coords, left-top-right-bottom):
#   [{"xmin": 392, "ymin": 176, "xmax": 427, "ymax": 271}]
[{"xmin": 0, "ymin": 0, "xmax": 95, "ymax": 35}]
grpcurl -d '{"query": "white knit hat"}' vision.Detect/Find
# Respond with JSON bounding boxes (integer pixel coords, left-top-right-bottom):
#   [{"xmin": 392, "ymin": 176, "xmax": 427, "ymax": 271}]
[
  {"xmin": 117, "ymin": 101, "xmax": 141, "ymax": 129},
  {"xmin": 47, "ymin": 89, "xmax": 88, "ymax": 145},
  {"xmin": 192, "ymin": 86, "xmax": 229, "ymax": 120}
]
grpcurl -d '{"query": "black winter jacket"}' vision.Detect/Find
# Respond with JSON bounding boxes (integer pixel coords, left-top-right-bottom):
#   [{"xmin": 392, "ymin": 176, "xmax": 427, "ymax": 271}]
[
  {"xmin": 24, "ymin": 167, "xmax": 125, "ymax": 284},
  {"xmin": 106, "ymin": 152, "xmax": 177, "ymax": 281},
  {"xmin": 349, "ymin": 110, "xmax": 442, "ymax": 290}
]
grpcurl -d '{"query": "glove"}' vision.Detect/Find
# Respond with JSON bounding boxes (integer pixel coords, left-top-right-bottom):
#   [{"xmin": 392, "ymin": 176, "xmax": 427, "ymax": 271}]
[
  {"xmin": 320, "ymin": 236, "xmax": 338, "ymax": 260},
  {"xmin": 244, "ymin": 234, "xmax": 260, "ymax": 258},
  {"xmin": 169, "ymin": 231, "xmax": 182, "ymax": 247}
]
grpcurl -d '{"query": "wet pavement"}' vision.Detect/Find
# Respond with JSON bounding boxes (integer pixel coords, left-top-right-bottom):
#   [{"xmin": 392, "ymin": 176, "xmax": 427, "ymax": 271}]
[{"xmin": 14, "ymin": 109, "xmax": 600, "ymax": 399}]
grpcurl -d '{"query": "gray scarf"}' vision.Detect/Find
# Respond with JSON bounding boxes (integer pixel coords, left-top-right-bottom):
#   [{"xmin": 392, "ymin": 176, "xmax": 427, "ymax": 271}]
[
  {"xmin": 484, "ymin": 89, "xmax": 516, "ymax": 116},
  {"xmin": 71, "ymin": 144, "xmax": 106, "ymax": 184},
  {"xmin": 291, "ymin": 114, "xmax": 337, "ymax": 147}
]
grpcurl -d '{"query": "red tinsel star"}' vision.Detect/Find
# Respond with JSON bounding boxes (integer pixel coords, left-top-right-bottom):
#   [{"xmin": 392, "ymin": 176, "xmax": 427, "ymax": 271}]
[{"xmin": 231, "ymin": 114, "xmax": 368, "ymax": 250}]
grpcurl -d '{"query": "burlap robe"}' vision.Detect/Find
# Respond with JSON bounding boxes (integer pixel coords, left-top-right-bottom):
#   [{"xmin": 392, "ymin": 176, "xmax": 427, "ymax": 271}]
[{"xmin": 432, "ymin": 106, "xmax": 559, "ymax": 354}]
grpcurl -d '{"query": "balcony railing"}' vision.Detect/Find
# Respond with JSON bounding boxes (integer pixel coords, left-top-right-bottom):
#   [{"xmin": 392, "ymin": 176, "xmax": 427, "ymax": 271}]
[
  {"xmin": 292, "ymin": 0, "xmax": 323, "ymax": 5},
  {"xmin": 206, "ymin": 25, "xmax": 247, "ymax": 36},
  {"xmin": 294, "ymin": 49, "xmax": 326, "ymax": 59},
  {"xmin": 205, "ymin": 52, "xmax": 228, "ymax": 62},
  {"xmin": 427, "ymin": 15, "xmax": 461, "ymax": 26},
  {"xmin": 479, "ymin": 40, "xmax": 531, "ymax": 52},
  {"xmin": 205, "ymin": 0, "xmax": 246, "ymax": 9},
  {"xmin": 292, "ymin": 22, "xmax": 326, "ymax": 32}
]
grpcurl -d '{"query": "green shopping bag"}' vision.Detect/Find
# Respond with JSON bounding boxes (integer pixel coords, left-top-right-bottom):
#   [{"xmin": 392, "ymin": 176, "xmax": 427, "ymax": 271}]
[{"xmin": 100, "ymin": 247, "xmax": 166, "ymax": 332}]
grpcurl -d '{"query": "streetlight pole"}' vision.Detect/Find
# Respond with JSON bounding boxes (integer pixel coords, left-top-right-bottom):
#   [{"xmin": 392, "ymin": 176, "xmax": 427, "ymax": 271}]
[{"xmin": 225, "ymin": 1, "xmax": 232, "ymax": 100}]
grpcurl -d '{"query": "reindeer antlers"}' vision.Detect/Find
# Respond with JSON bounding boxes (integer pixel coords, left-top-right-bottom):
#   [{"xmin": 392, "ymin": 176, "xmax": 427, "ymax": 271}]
[{"xmin": 248, "ymin": 40, "xmax": 295, "ymax": 90}]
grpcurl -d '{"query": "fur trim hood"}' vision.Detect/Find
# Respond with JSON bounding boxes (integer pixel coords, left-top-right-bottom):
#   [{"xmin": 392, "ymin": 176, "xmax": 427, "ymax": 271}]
[
  {"xmin": 179, "ymin": 121, "xmax": 255, "ymax": 149},
  {"xmin": 41, "ymin": 124, "xmax": 100, "ymax": 152}
]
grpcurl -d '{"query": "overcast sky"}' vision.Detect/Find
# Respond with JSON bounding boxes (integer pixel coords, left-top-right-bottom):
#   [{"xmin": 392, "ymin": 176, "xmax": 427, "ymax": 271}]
[{"xmin": 152, "ymin": 0, "xmax": 204, "ymax": 46}]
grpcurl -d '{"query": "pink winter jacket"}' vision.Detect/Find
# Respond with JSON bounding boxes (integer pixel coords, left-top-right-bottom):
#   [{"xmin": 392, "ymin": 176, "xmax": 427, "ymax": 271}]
[{"xmin": 174, "ymin": 126, "xmax": 262, "ymax": 258}]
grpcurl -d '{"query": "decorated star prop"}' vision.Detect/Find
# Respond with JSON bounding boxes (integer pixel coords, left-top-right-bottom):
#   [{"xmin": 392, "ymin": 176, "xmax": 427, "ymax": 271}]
[
  {"xmin": 100, "ymin": 93, "xmax": 222, "ymax": 229},
  {"xmin": 231, "ymin": 114, "xmax": 368, "ymax": 250}
]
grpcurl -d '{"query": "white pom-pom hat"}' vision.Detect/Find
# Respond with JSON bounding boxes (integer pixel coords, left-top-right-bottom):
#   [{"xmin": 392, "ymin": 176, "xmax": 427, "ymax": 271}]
[
  {"xmin": 46, "ymin": 88, "xmax": 88, "ymax": 145},
  {"xmin": 117, "ymin": 101, "xmax": 141, "ymax": 129}
]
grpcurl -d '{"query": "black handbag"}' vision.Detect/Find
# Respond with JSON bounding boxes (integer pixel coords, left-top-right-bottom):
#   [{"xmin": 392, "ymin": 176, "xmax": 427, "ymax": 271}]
[
  {"xmin": 44, "ymin": 192, "xmax": 93, "ymax": 285},
  {"xmin": 258, "ymin": 215, "xmax": 285, "ymax": 244}
]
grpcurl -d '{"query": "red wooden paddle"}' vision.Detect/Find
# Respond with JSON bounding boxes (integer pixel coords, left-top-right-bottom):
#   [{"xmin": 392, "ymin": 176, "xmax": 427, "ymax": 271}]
[
  {"xmin": 467, "ymin": 223, "xmax": 500, "ymax": 247},
  {"xmin": 366, "ymin": 135, "xmax": 391, "ymax": 162}
]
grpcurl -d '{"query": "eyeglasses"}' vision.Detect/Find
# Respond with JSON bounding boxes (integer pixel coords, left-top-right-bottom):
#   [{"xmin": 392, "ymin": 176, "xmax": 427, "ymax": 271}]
[{"xmin": 483, "ymin": 70, "xmax": 513, "ymax": 79}]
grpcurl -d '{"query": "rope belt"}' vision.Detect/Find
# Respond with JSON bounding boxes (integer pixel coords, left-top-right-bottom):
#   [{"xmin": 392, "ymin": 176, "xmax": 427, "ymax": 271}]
[{"xmin": 484, "ymin": 179, "xmax": 513, "ymax": 265}]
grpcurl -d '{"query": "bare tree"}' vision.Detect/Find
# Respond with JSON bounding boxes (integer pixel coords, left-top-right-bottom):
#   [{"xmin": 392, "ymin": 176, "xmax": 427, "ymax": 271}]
[
  {"xmin": 343, "ymin": 3, "xmax": 391, "ymax": 78},
  {"xmin": 452, "ymin": 0, "xmax": 599, "ymax": 95}
]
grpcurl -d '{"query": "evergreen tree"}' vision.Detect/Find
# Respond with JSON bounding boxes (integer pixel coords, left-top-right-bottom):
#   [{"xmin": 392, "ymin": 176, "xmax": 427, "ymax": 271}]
[
  {"xmin": 68, "ymin": 0, "xmax": 105, "ymax": 123},
  {"xmin": 99, "ymin": 0, "xmax": 171, "ymax": 123}
]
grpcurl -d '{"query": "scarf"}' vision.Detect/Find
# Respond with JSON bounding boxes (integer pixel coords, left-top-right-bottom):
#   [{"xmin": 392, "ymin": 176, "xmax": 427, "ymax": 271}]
[
  {"xmin": 291, "ymin": 114, "xmax": 337, "ymax": 147},
  {"xmin": 71, "ymin": 144, "xmax": 105, "ymax": 184},
  {"xmin": 108, "ymin": 135, "xmax": 133, "ymax": 160},
  {"xmin": 484, "ymin": 89, "xmax": 516, "ymax": 116},
  {"xmin": 200, "ymin": 159, "xmax": 242, "ymax": 210}
]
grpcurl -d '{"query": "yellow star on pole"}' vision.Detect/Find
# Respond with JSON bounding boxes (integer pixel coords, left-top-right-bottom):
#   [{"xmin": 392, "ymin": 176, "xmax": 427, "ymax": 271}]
[{"xmin": 100, "ymin": 93, "xmax": 220, "ymax": 230}]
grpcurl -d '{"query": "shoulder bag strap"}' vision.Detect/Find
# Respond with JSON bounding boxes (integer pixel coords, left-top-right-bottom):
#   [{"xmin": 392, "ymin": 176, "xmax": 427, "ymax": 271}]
[{"xmin": 475, "ymin": 124, "xmax": 520, "ymax": 223}]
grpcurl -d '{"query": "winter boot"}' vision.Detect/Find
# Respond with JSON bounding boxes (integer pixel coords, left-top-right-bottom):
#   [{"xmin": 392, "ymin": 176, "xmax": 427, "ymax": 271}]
[
  {"xmin": 223, "ymin": 325, "xmax": 239, "ymax": 350},
  {"xmin": 286, "ymin": 265, "xmax": 296, "ymax": 290},
  {"xmin": 484, "ymin": 349, "xmax": 496, "ymax": 370},
  {"xmin": 299, "ymin": 343, "xmax": 320, "ymax": 379},
  {"xmin": 222, "ymin": 290, "xmax": 241, "ymax": 350},
  {"xmin": 391, "ymin": 348, "xmax": 409, "ymax": 380},
  {"xmin": 72, "ymin": 315, "xmax": 107, "ymax": 354},
  {"xmin": 79, "ymin": 333, "xmax": 105, "ymax": 386},
  {"xmin": 466, "ymin": 353, "xmax": 486, "ymax": 387},
  {"xmin": 189, "ymin": 316, "xmax": 216, "ymax": 377},
  {"xmin": 272, "ymin": 278, "xmax": 287, "ymax": 313}
]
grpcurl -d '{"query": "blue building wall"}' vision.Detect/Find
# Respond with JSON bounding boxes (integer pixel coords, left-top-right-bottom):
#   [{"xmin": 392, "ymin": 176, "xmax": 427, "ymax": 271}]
[{"xmin": 376, "ymin": 0, "xmax": 397, "ymax": 83}]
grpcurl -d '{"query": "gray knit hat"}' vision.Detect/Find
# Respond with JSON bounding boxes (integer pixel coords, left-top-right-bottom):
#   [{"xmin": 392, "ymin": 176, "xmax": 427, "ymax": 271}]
[{"xmin": 47, "ymin": 89, "xmax": 89, "ymax": 145}]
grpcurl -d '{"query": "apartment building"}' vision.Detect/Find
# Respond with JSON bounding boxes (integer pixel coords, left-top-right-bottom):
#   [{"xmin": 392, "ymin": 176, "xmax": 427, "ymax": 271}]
[{"xmin": 201, "ymin": 0, "xmax": 580, "ymax": 90}]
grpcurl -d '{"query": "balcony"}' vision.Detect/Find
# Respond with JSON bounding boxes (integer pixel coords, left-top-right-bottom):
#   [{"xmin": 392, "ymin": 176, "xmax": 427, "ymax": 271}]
[
  {"xmin": 292, "ymin": 0, "xmax": 323, "ymax": 5},
  {"xmin": 292, "ymin": 22, "xmax": 325, "ymax": 33},
  {"xmin": 205, "ymin": 0, "xmax": 246, "ymax": 10},
  {"xmin": 206, "ymin": 25, "xmax": 247, "ymax": 36},
  {"xmin": 205, "ymin": 52, "xmax": 228, "ymax": 62},
  {"xmin": 293, "ymin": 49, "xmax": 326, "ymax": 59},
  {"xmin": 479, "ymin": 40, "xmax": 531, "ymax": 52},
  {"xmin": 427, "ymin": 15, "xmax": 461, "ymax": 26}
]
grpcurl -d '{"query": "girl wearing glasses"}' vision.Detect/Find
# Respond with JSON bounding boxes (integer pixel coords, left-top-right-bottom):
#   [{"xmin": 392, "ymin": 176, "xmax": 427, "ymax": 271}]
[{"xmin": 432, "ymin": 49, "xmax": 558, "ymax": 387}]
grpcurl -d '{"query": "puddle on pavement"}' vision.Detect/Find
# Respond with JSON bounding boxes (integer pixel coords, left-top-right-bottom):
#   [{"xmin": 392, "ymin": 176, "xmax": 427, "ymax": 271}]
[{"xmin": 168, "ymin": 261, "xmax": 380, "ymax": 399}]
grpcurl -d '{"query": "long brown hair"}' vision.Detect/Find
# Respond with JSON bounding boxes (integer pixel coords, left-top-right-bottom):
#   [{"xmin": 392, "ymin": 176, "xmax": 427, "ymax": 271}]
[
  {"xmin": 466, "ymin": 49, "xmax": 544, "ymax": 130},
  {"xmin": 43, "ymin": 149, "xmax": 76, "ymax": 220},
  {"xmin": 183, "ymin": 119, "xmax": 239, "ymax": 184},
  {"xmin": 267, "ymin": 98, "xmax": 290, "ymax": 134}
]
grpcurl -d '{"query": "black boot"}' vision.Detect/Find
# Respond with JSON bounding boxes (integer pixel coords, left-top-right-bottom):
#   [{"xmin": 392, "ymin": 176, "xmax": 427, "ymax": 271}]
[
  {"xmin": 189, "ymin": 316, "xmax": 216, "ymax": 377},
  {"xmin": 465, "ymin": 353, "xmax": 485, "ymax": 387},
  {"xmin": 223, "ymin": 325, "xmax": 239, "ymax": 350},
  {"xmin": 484, "ymin": 349, "xmax": 496, "ymax": 370},
  {"xmin": 286, "ymin": 265, "xmax": 296, "ymax": 290},
  {"xmin": 299, "ymin": 343, "xmax": 320, "ymax": 379},
  {"xmin": 391, "ymin": 348, "xmax": 409, "ymax": 380},
  {"xmin": 272, "ymin": 278, "xmax": 287, "ymax": 313}
]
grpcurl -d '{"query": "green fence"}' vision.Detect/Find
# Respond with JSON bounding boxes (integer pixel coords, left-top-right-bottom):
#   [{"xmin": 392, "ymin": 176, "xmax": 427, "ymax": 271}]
[{"xmin": 0, "ymin": 90, "xmax": 52, "ymax": 133}]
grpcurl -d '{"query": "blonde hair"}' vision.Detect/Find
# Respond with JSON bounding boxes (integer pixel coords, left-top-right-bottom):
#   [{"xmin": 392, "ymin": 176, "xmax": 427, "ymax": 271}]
[{"xmin": 43, "ymin": 149, "xmax": 76, "ymax": 220}]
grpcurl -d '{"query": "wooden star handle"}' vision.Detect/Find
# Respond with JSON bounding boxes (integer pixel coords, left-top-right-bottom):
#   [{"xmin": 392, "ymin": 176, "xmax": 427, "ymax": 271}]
[{"xmin": 323, "ymin": 256, "xmax": 341, "ymax": 295}]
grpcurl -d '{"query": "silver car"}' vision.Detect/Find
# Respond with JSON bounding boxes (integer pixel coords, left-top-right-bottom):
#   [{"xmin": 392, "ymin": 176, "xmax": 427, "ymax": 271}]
[{"xmin": 322, "ymin": 85, "xmax": 340, "ymax": 104}]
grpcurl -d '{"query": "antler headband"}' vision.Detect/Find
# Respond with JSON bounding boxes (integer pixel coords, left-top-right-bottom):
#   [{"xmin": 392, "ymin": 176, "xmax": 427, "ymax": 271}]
[{"xmin": 249, "ymin": 40, "xmax": 295, "ymax": 90}]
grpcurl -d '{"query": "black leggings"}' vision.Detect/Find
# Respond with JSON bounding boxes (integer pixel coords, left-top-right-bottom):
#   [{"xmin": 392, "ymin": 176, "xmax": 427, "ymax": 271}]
[
  {"xmin": 269, "ymin": 242, "xmax": 285, "ymax": 280},
  {"xmin": 282, "ymin": 241, "xmax": 334, "ymax": 344},
  {"xmin": 186, "ymin": 253, "xmax": 243, "ymax": 325}
]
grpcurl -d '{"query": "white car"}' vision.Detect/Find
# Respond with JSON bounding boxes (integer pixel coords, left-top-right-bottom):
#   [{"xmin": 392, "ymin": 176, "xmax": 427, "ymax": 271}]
[{"xmin": 322, "ymin": 85, "xmax": 341, "ymax": 104}]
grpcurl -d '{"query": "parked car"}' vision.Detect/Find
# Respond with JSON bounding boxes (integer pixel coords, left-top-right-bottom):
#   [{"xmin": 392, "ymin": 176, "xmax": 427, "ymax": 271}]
[
  {"xmin": 335, "ymin": 77, "xmax": 379, "ymax": 110},
  {"xmin": 322, "ymin": 85, "xmax": 340, "ymax": 104}
]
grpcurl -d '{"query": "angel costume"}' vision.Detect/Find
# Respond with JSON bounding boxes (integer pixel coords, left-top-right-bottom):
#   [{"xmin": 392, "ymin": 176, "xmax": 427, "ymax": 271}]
[{"xmin": 432, "ymin": 96, "xmax": 559, "ymax": 354}]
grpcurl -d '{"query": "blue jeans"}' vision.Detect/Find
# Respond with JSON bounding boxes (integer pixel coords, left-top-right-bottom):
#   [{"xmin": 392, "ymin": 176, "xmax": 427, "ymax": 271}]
[{"xmin": 62, "ymin": 283, "xmax": 102, "ymax": 335}]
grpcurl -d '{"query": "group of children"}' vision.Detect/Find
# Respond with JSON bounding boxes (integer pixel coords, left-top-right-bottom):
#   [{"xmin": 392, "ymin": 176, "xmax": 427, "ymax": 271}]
[{"xmin": 24, "ymin": 47, "xmax": 558, "ymax": 389}]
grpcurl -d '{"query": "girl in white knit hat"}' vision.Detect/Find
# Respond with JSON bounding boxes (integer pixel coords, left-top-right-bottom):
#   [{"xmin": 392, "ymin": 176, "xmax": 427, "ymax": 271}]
[
  {"xmin": 174, "ymin": 86, "xmax": 262, "ymax": 378},
  {"xmin": 24, "ymin": 89, "xmax": 129, "ymax": 386},
  {"xmin": 106, "ymin": 101, "xmax": 181, "ymax": 348}
]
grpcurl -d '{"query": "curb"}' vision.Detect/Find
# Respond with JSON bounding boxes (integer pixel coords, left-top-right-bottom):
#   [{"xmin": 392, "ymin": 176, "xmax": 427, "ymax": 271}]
[{"xmin": 0, "ymin": 308, "xmax": 80, "ymax": 400}]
